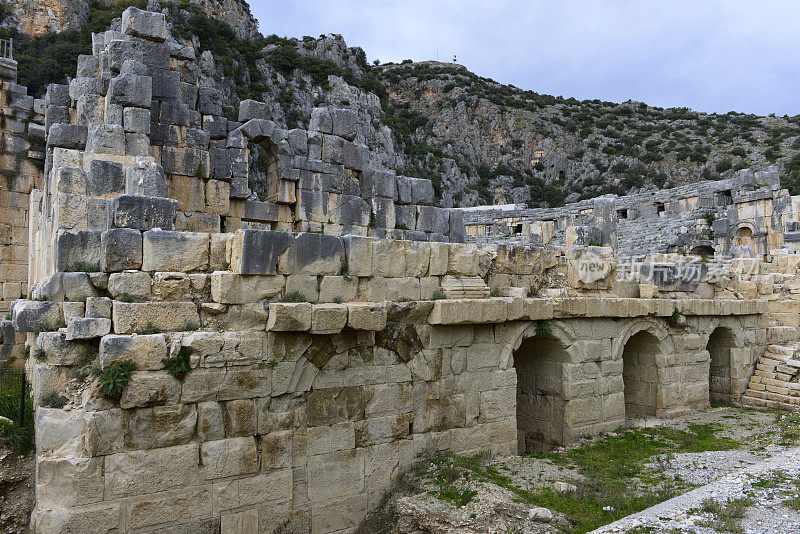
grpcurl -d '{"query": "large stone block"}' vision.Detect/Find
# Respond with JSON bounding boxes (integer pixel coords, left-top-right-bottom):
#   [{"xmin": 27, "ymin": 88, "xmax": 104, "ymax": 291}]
[
  {"xmin": 36, "ymin": 457, "xmax": 103, "ymax": 508},
  {"xmin": 104, "ymin": 443, "xmax": 198, "ymax": 499},
  {"xmin": 126, "ymin": 404, "xmax": 197, "ymax": 450},
  {"xmin": 267, "ymin": 302, "xmax": 312, "ymax": 331},
  {"xmin": 201, "ymin": 436, "xmax": 258, "ymax": 480},
  {"xmin": 108, "ymin": 271, "xmax": 151, "ymax": 300},
  {"xmin": 65, "ymin": 317, "xmax": 111, "ymax": 340},
  {"xmin": 238, "ymin": 99, "xmax": 269, "ymax": 122},
  {"xmin": 210, "ymin": 272, "xmax": 285, "ymax": 304},
  {"xmin": 55, "ymin": 167, "xmax": 88, "ymax": 196},
  {"xmin": 311, "ymin": 303, "xmax": 348, "ymax": 334},
  {"xmin": 100, "ymin": 228, "xmax": 142, "ymax": 271},
  {"xmin": 108, "ymin": 74, "xmax": 152, "ymax": 108},
  {"xmin": 54, "ymin": 230, "xmax": 102, "ymax": 272},
  {"xmin": 119, "ymin": 371, "xmax": 181, "ymax": 409},
  {"xmin": 12, "ymin": 300, "xmax": 61, "ymax": 332},
  {"xmin": 277, "ymin": 233, "xmax": 344, "ymax": 275},
  {"xmin": 230, "ymin": 229, "xmax": 294, "ymax": 275},
  {"xmin": 47, "ymin": 124, "xmax": 88, "ymax": 150},
  {"xmin": 112, "ymin": 195, "xmax": 179, "ymax": 231},
  {"xmin": 100, "ymin": 333, "xmax": 167, "ymax": 370},
  {"xmin": 123, "ymin": 106, "xmax": 151, "ymax": 134},
  {"xmin": 142, "ymin": 229, "xmax": 210, "ymax": 272},
  {"xmin": 347, "ymin": 303, "xmax": 387, "ymax": 331},
  {"xmin": 112, "ymin": 301, "xmax": 199, "ymax": 334},
  {"xmin": 86, "ymin": 123, "xmax": 125, "ymax": 155},
  {"xmin": 35, "ymin": 272, "xmax": 98, "ymax": 302},
  {"xmin": 126, "ymin": 161, "xmax": 168, "ymax": 197},
  {"xmin": 122, "ymin": 7, "xmax": 167, "ymax": 41}
]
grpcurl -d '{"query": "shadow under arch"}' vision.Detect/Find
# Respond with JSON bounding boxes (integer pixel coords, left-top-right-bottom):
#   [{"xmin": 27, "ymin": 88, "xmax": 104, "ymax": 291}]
[
  {"xmin": 706, "ymin": 325, "xmax": 738, "ymax": 404},
  {"xmin": 613, "ymin": 318, "xmax": 670, "ymax": 417},
  {"xmin": 511, "ymin": 321, "xmax": 576, "ymax": 453}
]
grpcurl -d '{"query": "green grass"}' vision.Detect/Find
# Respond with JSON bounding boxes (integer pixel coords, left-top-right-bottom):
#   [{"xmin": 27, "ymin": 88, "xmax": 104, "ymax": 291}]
[
  {"xmin": 418, "ymin": 424, "xmax": 741, "ymax": 534},
  {"xmin": 0, "ymin": 371, "xmax": 34, "ymax": 455},
  {"xmin": 98, "ymin": 360, "xmax": 136, "ymax": 400},
  {"xmin": 697, "ymin": 496, "xmax": 753, "ymax": 534}
]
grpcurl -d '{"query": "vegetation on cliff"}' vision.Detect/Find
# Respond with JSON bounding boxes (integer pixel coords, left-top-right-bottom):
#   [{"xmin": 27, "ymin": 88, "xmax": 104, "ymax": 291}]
[{"xmin": 6, "ymin": 0, "xmax": 800, "ymax": 208}]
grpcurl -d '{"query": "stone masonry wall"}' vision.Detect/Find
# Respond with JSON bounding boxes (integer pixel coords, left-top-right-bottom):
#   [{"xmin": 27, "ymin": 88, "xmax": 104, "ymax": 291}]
[
  {"xmin": 13, "ymin": 225, "xmax": 772, "ymax": 533},
  {"xmin": 0, "ymin": 56, "xmax": 45, "ymax": 362}
]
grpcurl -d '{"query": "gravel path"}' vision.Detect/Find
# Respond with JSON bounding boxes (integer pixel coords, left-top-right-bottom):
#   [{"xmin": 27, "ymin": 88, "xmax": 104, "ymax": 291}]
[{"xmin": 591, "ymin": 445, "xmax": 800, "ymax": 533}]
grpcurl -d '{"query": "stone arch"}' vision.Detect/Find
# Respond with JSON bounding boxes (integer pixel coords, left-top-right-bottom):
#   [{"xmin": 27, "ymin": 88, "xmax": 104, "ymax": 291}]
[
  {"xmin": 511, "ymin": 321, "xmax": 576, "ymax": 453},
  {"xmin": 734, "ymin": 224, "xmax": 756, "ymax": 249},
  {"xmin": 706, "ymin": 326, "xmax": 738, "ymax": 404},
  {"xmin": 689, "ymin": 243, "xmax": 715, "ymax": 259},
  {"xmin": 613, "ymin": 319, "xmax": 669, "ymax": 417}
]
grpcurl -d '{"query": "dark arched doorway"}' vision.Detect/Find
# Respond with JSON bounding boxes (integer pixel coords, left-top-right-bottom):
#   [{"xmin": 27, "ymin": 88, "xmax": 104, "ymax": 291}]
[
  {"xmin": 707, "ymin": 327, "xmax": 736, "ymax": 404},
  {"xmin": 622, "ymin": 331, "xmax": 660, "ymax": 417},
  {"xmin": 514, "ymin": 333, "xmax": 567, "ymax": 453}
]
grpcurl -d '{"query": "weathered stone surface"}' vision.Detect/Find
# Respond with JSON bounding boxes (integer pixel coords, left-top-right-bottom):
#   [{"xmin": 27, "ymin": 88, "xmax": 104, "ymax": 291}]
[
  {"xmin": 100, "ymin": 228, "xmax": 142, "ymax": 271},
  {"xmin": 210, "ymin": 272, "xmax": 285, "ymax": 304},
  {"xmin": 230, "ymin": 229, "xmax": 294, "ymax": 275},
  {"xmin": 112, "ymin": 301, "xmax": 199, "ymax": 334},
  {"xmin": 267, "ymin": 303, "xmax": 312, "ymax": 331},
  {"xmin": 122, "ymin": 7, "xmax": 167, "ymax": 41},
  {"xmin": 35, "ymin": 272, "xmax": 98, "ymax": 302},
  {"xmin": 142, "ymin": 229, "xmax": 210, "ymax": 272},
  {"xmin": 100, "ymin": 333, "xmax": 167, "ymax": 370},
  {"xmin": 201, "ymin": 436, "xmax": 258, "ymax": 480},
  {"xmin": 126, "ymin": 161, "xmax": 168, "ymax": 198},
  {"xmin": 36, "ymin": 331, "xmax": 88, "ymax": 365},
  {"xmin": 278, "ymin": 233, "xmax": 344, "ymax": 275},
  {"xmin": 119, "ymin": 371, "xmax": 181, "ymax": 409},
  {"xmin": 12, "ymin": 300, "xmax": 61, "ymax": 332},
  {"xmin": 112, "ymin": 194, "xmax": 179, "ymax": 231},
  {"xmin": 86, "ymin": 123, "xmax": 125, "ymax": 154},
  {"xmin": 82, "ymin": 297, "xmax": 110, "ymax": 319},
  {"xmin": 347, "ymin": 303, "xmax": 388, "ymax": 331},
  {"xmin": 65, "ymin": 317, "xmax": 110, "ymax": 340},
  {"xmin": 108, "ymin": 74, "xmax": 152, "ymax": 108},
  {"xmin": 311, "ymin": 303, "xmax": 348, "ymax": 334},
  {"xmin": 54, "ymin": 230, "xmax": 102, "ymax": 272},
  {"xmin": 108, "ymin": 271, "xmax": 151, "ymax": 300},
  {"xmin": 126, "ymin": 404, "xmax": 197, "ymax": 450},
  {"xmin": 104, "ymin": 443, "xmax": 199, "ymax": 499},
  {"xmin": 48, "ymin": 124, "xmax": 88, "ymax": 150}
]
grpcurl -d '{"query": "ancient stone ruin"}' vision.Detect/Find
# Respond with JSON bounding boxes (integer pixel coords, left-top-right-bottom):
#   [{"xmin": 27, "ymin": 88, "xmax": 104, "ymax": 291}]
[{"xmin": 2, "ymin": 6, "xmax": 800, "ymax": 533}]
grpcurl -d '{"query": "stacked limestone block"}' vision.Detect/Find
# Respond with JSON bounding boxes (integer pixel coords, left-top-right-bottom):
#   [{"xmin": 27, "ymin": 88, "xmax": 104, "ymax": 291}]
[
  {"xmin": 27, "ymin": 5, "xmax": 464, "ymax": 282},
  {"xmin": 0, "ymin": 60, "xmax": 45, "ymax": 362},
  {"xmin": 12, "ymin": 221, "xmax": 774, "ymax": 532}
]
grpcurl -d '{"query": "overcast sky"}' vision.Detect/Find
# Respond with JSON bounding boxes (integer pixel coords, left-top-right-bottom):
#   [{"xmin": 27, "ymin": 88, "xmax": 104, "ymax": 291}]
[{"xmin": 250, "ymin": 0, "xmax": 800, "ymax": 116}]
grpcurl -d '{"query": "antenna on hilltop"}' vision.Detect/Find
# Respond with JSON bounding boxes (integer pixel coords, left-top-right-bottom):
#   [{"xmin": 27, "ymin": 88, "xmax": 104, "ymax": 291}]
[{"xmin": 453, "ymin": 54, "xmax": 457, "ymax": 64}]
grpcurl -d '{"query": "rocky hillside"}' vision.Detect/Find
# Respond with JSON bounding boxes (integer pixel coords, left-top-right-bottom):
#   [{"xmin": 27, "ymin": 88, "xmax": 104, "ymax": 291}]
[
  {"xmin": 5, "ymin": 0, "xmax": 257, "ymax": 39},
  {"xmin": 6, "ymin": 0, "xmax": 800, "ymax": 208}
]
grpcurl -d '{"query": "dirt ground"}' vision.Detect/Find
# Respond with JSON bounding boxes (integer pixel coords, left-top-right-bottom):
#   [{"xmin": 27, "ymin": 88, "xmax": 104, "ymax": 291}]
[{"xmin": 0, "ymin": 449, "xmax": 33, "ymax": 534}]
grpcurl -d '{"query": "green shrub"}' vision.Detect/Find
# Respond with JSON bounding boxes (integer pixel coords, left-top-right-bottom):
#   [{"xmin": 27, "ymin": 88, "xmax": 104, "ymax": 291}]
[
  {"xmin": 98, "ymin": 360, "xmax": 136, "ymax": 399},
  {"xmin": 282, "ymin": 291, "xmax": 307, "ymax": 303},
  {"xmin": 715, "ymin": 158, "xmax": 733, "ymax": 173},
  {"xmin": 162, "ymin": 347, "xmax": 192, "ymax": 381},
  {"xmin": 535, "ymin": 320, "xmax": 552, "ymax": 337},
  {"xmin": 40, "ymin": 390, "xmax": 68, "ymax": 408}
]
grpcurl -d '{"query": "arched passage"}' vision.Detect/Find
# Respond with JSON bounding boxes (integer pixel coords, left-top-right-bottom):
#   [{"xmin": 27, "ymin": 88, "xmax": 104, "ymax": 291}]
[
  {"xmin": 249, "ymin": 137, "xmax": 280, "ymax": 203},
  {"xmin": 689, "ymin": 244, "xmax": 714, "ymax": 259},
  {"xmin": 707, "ymin": 326, "xmax": 736, "ymax": 404},
  {"xmin": 622, "ymin": 331, "xmax": 660, "ymax": 416},
  {"xmin": 514, "ymin": 333, "xmax": 567, "ymax": 453}
]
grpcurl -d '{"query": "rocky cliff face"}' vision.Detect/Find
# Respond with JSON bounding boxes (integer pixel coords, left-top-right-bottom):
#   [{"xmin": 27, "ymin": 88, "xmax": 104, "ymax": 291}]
[
  {"xmin": 7, "ymin": 0, "xmax": 258, "ymax": 39},
  {"xmin": 9, "ymin": 0, "xmax": 800, "ymax": 209}
]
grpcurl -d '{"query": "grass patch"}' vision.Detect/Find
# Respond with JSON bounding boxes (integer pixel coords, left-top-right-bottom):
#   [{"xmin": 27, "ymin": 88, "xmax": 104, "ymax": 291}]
[
  {"xmin": 0, "ymin": 371, "xmax": 34, "ymax": 455},
  {"xmin": 416, "ymin": 424, "xmax": 741, "ymax": 534},
  {"xmin": 40, "ymin": 390, "xmax": 67, "ymax": 408},
  {"xmin": 697, "ymin": 496, "xmax": 753, "ymax": 534},
  {"xmin": 281, "ymin": 291, "xmax": 307, "ymax": 303}
]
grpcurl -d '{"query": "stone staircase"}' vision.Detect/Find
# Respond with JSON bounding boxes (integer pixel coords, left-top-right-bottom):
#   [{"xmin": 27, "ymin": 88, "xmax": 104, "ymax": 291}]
[{"xmin": 742, "ymin": 343, "xmax": 800, "ymax": 410}]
